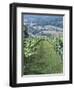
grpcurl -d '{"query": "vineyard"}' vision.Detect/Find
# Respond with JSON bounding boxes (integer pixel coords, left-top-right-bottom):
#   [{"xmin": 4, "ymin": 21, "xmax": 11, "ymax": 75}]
[
  {"xmin": 23, "ymin": 36, "xmax": 63, "ymax": 75},
  {"xmin": 23, "ymin": 14, "xmax": 63, "ymax": 75}
]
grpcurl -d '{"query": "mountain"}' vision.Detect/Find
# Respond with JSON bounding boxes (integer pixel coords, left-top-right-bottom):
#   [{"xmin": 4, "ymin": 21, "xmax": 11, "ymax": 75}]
[
  {"xmin": 23, "ymin": 14, "xmax": 63, "ymax": 28},
  {"xmin": 23, "ymin": 14, "xmax": 63, "ymax": 37}
]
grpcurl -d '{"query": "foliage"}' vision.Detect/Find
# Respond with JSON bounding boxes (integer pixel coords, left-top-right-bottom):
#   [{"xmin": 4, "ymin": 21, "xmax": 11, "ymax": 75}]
[
  {"xmin": 24, "ymin": 38, "xmax": 42, "ymax": 57},
  {"xmin": 23, "ymin": 36, "xmax": 63, "ymax": 75},
  {"xmin": 52, "ymin": 37, "xmax": 63, "ymax": 61}
]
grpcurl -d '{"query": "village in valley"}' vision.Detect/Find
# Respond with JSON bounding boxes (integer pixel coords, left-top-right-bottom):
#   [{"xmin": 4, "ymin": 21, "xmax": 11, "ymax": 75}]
[{"xmin": 25, "ymin": 22, "xmax": 63, "ymax": 38}]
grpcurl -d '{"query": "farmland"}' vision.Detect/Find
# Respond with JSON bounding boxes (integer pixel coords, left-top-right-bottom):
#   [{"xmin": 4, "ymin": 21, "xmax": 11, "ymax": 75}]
[
  {"xmin": 23, "ymin": 36, "xmax": 63, "ymax": 75},
  {"xmin": 23, "ymin": 14, "xmax": 63, "ymax": 75}
]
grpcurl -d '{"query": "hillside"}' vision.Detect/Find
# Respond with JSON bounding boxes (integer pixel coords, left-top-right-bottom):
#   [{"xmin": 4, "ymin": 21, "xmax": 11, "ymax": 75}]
[{"xmin": 24, "ymin": 38, "xmax": 63, "ymax": 75}]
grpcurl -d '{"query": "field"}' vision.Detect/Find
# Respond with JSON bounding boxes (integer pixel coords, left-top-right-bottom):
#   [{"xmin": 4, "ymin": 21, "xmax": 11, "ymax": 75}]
[{"xmin": 23, "ymin": 37, "xmax": 63, "ymax": 75}]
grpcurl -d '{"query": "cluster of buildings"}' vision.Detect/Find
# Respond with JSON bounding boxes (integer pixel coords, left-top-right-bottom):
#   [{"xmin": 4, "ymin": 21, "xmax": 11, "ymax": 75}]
[{"xmin": 24, "ymin": 22, "xmax": 63, "ymax": 38}]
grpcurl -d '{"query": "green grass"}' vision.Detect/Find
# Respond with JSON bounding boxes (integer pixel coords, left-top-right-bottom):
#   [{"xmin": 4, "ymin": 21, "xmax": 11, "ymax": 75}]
[{"xmin": 24, "ymin": 38, "xmax": 63, "ymax": 75}]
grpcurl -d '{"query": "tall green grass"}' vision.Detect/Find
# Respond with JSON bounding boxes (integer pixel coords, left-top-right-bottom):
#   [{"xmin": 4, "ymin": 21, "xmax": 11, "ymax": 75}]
[{"xmin": 24, "ymin": 37, "xmax": 63, "ymax": 75}]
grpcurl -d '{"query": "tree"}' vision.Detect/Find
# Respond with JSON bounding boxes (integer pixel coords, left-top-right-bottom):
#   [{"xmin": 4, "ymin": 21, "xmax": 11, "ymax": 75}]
[{"xmin": 23, "ymin": 25, "xmax": 29, "ymax": 38}]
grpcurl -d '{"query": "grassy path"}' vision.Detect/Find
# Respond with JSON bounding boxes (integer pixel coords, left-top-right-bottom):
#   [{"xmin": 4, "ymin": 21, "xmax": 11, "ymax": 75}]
[{"xmin": 24, "ymin": 40, "xmax": 63, "ymax": 74}]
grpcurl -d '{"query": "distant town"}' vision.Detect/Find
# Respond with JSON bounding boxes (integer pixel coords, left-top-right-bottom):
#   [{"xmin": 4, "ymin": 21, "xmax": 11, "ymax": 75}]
[
  {"xmin": 23, "ymin": 15, "xmax": 63, "ymax": 38},
  {"xmin": 24, "ymin": 22, "xmax": 63, "ymax": 38}
]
